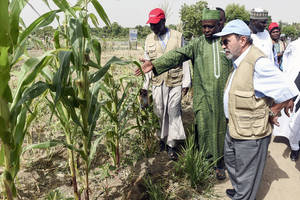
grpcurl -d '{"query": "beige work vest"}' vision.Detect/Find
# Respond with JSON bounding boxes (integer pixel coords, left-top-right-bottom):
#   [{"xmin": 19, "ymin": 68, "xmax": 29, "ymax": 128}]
[
  {"xmin": 145, "ymin": 29, "xmax": 183, "ymax": 87},
  {"xmin": 227, "ymin": 46, "xmax": 273, "ymax": 140}
]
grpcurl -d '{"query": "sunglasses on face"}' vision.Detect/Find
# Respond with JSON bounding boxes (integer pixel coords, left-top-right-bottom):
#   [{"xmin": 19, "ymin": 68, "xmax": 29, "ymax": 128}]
[{"xmin": 220, "ymin": 39, "xmax": 229, "ymax": 46}]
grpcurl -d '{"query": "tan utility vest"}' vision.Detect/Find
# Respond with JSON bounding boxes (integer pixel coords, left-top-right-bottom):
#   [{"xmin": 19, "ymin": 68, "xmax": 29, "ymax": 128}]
[
  {"xmin": 226, "ymin": 46, "xmax": 273, "ymax": 140},
  {"xmin": 145, "ymin": 29, "xmax": 183, "ymax": 87}
]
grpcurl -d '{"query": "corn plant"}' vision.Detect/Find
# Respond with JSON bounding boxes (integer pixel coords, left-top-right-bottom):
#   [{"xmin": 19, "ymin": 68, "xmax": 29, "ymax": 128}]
[
  {"xmin": 0, "ymin": 0, "xmax": 61, "ymax": 199},
  {"xmin": 131, "ymin": 90, "xmax": 159, "ymax": 159},
  {"xmin": 22, "ymin": 1, "xmax": 138, "ymax": 199},
  {"xmin": 100, "ymin": 73, "xmax": 137, "ymax": 167}
]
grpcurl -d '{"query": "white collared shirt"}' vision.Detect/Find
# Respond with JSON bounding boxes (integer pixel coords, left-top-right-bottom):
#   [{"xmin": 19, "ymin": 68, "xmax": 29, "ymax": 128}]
[
  {"xmin": 224, "ymin": 45, "xmax": 299, "ymax": 118},
  {"xmin": 251, "ymin": 29, "xmax": 274, "ymax": 64}
]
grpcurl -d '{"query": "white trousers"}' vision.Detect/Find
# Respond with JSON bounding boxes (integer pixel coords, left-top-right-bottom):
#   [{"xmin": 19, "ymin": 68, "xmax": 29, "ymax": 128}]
[{"xmin": 152, "ymin": 83, "xmax": 186, "ymax": 147}]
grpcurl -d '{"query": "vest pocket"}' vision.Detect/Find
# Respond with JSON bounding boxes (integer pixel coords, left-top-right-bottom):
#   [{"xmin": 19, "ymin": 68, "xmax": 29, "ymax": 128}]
[
  {"xmin": 147, "ymin": 43, "xmax": 156, "ymax": 58},
  {"xmin": 234, "ymin": 111, "xmax": 253, "ymax": 136},
  {"xmin": 252, "ymin": 109, "xmax": 269, "ymax": 135},
  {"xmin": 234, "ymin": 108, "xmax": 269, "ymax": 137},
  {"xmin": 234, "ymin": 90, "xmax": 254, "ymax": 110}
]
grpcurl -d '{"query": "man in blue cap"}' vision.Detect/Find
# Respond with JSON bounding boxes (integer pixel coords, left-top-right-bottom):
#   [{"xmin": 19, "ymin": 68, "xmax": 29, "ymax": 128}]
[{"xmin": 214, "ymin": 19, "xmax": 298, "ymax": 200}]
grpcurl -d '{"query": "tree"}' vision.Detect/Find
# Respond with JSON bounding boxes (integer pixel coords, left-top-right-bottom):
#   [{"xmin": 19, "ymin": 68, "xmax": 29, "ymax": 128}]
[
  {"xmin": 180, "ymin": 1, "xmax": 208, "ymax": 40},
  {"xmin": 225, "ymin": 4, "xmax": 250, "ymax": 24},
  {"xmin": 282, "ymin": 25, "xmax": 299, "ymax": 40}
]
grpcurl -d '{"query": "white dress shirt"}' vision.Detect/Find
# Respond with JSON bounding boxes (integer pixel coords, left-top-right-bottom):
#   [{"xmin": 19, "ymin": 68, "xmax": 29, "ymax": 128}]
[
  {"xmin": 224, "ymin": 45, "xmax": 299, "ymax": 118},
  {"xmin": 251, "ymin": 29, "xmax": 275, "ymax": 64}
]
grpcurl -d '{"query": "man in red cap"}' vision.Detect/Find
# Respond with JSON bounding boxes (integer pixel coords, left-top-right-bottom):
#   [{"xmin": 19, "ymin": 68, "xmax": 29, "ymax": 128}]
[
  {"xmin": 269, "ymin": 22, "xmax": 286, "ymax": 68},
  {"xmin": 140, "ymin": 8, "xmax": 191, "ymax": 160}
]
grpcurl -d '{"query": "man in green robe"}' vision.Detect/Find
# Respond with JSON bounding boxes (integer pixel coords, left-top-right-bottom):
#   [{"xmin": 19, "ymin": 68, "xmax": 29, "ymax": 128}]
[{"xmin": 136, "ymin": 8, "xmax": 232, "ymax": 180}]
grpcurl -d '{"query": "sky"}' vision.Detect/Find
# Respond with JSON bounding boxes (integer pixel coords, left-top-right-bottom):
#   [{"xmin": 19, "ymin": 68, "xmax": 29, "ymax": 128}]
[{"xmin": 21, "ymin": 0, "xmax": 300, "ymax": 27}]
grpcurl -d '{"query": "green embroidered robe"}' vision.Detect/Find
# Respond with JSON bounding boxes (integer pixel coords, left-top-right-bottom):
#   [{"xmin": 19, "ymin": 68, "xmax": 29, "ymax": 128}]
[{"xmin": 152, "ymin": 35, "xmax": 232, "ymax": 163}]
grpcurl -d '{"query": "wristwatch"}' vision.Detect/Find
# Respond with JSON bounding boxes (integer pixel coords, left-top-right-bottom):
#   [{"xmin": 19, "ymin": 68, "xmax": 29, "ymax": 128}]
[{"xmin": 269, "ymin": 109, "xmax": 277, "ymax": 117}]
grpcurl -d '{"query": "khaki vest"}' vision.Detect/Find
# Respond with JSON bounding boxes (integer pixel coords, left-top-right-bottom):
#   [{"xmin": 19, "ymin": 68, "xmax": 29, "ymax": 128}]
[
  {"xmin": 145, "ymin": 29, "xmax": 183, "ymax": 87},
  {"xmin": 227, "ymin": 46, "xmax": 273, "ymax": 140}
]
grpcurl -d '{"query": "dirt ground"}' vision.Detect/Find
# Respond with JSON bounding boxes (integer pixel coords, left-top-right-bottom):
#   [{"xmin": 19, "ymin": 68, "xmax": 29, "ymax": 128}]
[
  {"xmin": 6, "ymin": 48, "xmax": 300, "ymax": 199},
  {"xmin": 213, "ymin": 136, "xmax": 300, "ymax": 200}
]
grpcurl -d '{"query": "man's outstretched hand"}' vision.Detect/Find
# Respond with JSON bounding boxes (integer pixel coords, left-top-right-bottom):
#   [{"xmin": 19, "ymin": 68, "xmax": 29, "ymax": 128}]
[{"xmin": 135, "ymin": 58, "xmax": 154, "ymax": 76}]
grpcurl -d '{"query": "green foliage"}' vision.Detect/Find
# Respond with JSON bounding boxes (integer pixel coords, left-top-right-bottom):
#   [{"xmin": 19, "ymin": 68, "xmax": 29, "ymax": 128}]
[
  {"xmin": 180, "ymin": 1, "xmax": 208, "ymax": 40},
  {"xmin": 143, "ymin": 176, "xmax": 170, "ymax": 200},
  {"xmin": 225, "ymin": 4, "xmax": 250, "ymax": 23},
  {"xmin": 174, "ymin": 135, "xmax": 215, "ymax": 191},
  {"xmin": 101, "ymin": 73, "xmax": 136, "ymax": 166},
  {"xmin": 0, "ymin": 1, "xmax": 57, "ymax": 199},
  {"xmin": 131, "ymin": 92, "xmax": 159, "ymax": 159},
  {"xmin": 282, "ymin": 25, "xmax": 299, "ymax": 40}
]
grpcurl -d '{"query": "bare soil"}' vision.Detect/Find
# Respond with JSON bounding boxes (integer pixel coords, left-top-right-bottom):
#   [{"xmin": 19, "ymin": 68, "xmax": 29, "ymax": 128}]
[{"xmin": 4, "ymin": 48, "xmax": 300, "ymax": 200}]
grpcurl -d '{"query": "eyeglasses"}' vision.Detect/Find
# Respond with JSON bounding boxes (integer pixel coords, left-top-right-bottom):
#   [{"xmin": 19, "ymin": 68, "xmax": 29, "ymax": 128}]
[{"xmin": 220, "ymin": 39, "xmax": 229, "ymax": 46}]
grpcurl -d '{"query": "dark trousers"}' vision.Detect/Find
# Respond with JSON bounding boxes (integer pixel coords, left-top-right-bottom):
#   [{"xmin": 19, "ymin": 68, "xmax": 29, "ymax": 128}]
[{"xmin": 224, "ymin": 131, "xmax": 271, "ymax": 200}]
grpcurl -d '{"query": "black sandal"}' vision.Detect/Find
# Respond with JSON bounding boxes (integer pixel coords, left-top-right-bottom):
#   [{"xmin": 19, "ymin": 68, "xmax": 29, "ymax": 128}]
[{"xmin": 216, "ymin": 168, "xmax": 226, "ymax": 180}]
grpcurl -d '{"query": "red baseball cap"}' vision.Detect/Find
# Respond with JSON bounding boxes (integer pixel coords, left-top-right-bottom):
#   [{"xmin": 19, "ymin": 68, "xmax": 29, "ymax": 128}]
[
  {"xmin": 146, "ymin": 8, "xmax": 165, "ymax": 24},
  {"xmin": 268, "ymin": 22, "xmax": 279, "ymax": 31}
]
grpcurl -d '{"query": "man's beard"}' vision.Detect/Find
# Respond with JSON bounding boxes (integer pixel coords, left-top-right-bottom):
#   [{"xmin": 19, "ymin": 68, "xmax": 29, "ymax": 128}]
[{"xmin": 225, "ymin": 50, "xmax": 234, "ymax": 60}]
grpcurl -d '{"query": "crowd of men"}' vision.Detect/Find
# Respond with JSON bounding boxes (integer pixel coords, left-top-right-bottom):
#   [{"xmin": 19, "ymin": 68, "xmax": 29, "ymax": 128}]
[{"xmin": 135, "ymin": 6, "xmax": 300, "ymax": 200}]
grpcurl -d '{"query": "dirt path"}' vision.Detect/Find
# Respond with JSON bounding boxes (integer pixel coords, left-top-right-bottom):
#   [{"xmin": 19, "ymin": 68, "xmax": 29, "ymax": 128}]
[{"xmin": 213, "ymin": 136, "xmax": 300, "ymax": 200}]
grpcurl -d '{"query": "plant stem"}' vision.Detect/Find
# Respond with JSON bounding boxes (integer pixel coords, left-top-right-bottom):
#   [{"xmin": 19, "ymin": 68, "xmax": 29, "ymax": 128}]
[
  {"xmin": 0, "ymin": 97, "xmax": 14, "ymax": 200},
  {"xmin": 66, "ymin": 131, "xmax": 80, "ymax": 200}
]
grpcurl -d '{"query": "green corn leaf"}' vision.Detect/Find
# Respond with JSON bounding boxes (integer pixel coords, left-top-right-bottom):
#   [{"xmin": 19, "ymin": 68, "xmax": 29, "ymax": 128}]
[
  {"xmin": 99, "ymin": 84, "xmax": 112, "ymax": 99},
  {"xmin": 132, "ymin": 60, "xmax": 145, "ymax": 79},
  {"xmin": 15, "ymin": 81, "xmax": 49, "ymax": 109},
  {"xmin": 88, "ymin": 135, "xmax": 103, "ymax": 170},
  {"xmin": 8, "ymin": 0, "xmax": 26, "ymax": 47},
  {"xmin": 74, "ymin": 0, "xmax": 85, "ymax": 7},
  {"xmin": 89, "ymin": 13, "xmax": 99, "ymax": 28},
  {"xmin": 0, "ymin": 146, "xmax": 4, "ymax": 166},
  {"xmin": 0, "ymin": 0, "xmax": 10, "ymax": 47},
  {"xmin": 2, "ymin": 85, "xmax": 13, "ymax": 103},
  {"xmin": 18, "ymin": 10, "xmax": 58, "ymax": 46},
  {"xmin": 90, "ymin": 56, "xmax": 129, "ymax": 83},
  {"xmin": 11, "ymin": 53, "xmax": 54, "ymax": 111},
  {"xmin": 90, "ymin": 39, "xmax": 101, "ymax": 66},
  {"xmin": 69, "ymin": 18, "xmax": 84, "ymax": 68},
  {"xmin": 117, "ymin": 82, "xmax": 132, "ymax": 111},
  {"xmin": 54, "ymin": 30, "xmax": 61, "ymax": 49},
  {"xmin": 52, "ymin": 0, "xmax": 75, "ymax": 17},
  {"xmin": 102, "ymin": 105, "xmax": 118, "ymax": 123},
  {"xmin": 0, "ymin": 117, "xmax": 13, "ymax": 148},
  {"xmin": 52, "ymin": 51, "xmax": 72, "ymax": 105},
  {"xmin": 0, "ymin": 47, "xmax": 10, "ymax": 97},
  {"xmin": 91, "ymin": 0, "xmax": 111, "ymax": 27},
  {"xmin": 86, "ymin": 60, "xmax": 100, "ymax": 69},
  {"xmin": 87, "ymin": 104, "xmax": 100, "ymax": 149},
  {"xmin": 88, "ymin": 81, "xmax": 102, "ymax": 119},
  {"xmin": 60, "ymin": 96, "xmax": 83, "ymax": 130},
  {"xmin": 11, "ymin": 40, "xmax": 26, "ymax": 66},
  {"xmin": 13, "ymin": 107, "xmax": 27, "ymax": 147},
  {"xmin": 82, "ymin": 17, "xmax": 90, "ymax": 39}
]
